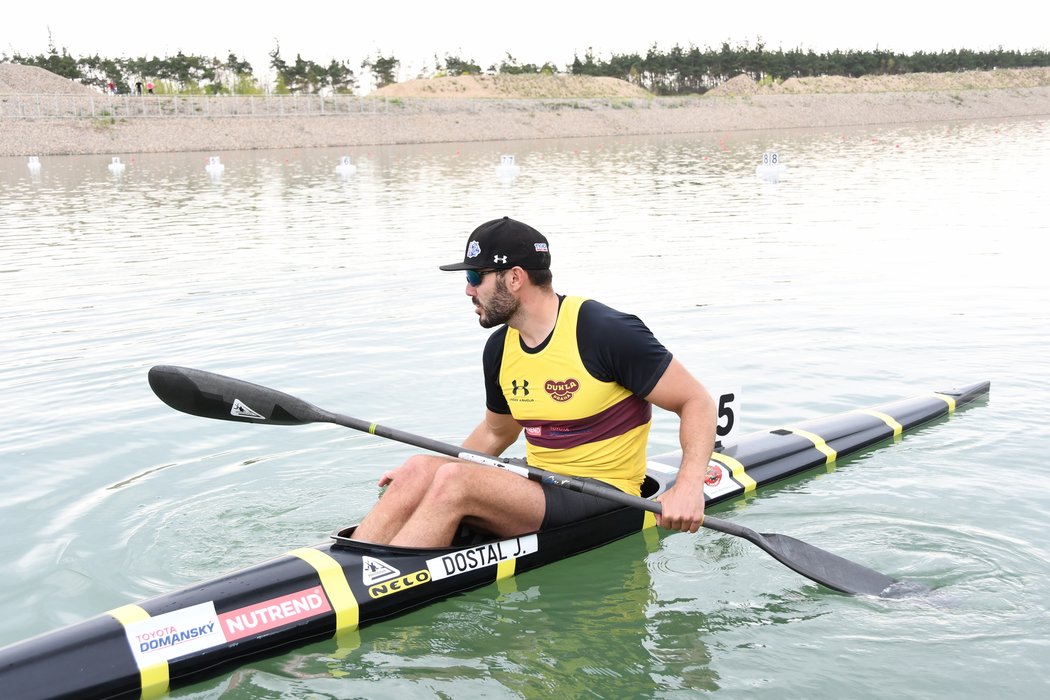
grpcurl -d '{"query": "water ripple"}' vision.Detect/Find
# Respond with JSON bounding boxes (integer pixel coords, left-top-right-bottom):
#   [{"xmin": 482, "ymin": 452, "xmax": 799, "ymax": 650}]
[{"xmin": 2, "ymin": 120, "xmax": 1049, "ymax": 696}]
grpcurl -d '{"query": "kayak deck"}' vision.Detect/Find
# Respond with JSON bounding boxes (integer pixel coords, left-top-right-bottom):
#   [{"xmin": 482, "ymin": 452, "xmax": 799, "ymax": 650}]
[{"xmin": 0, "ymin": 381, "xmax": 989, "ymax": 700}]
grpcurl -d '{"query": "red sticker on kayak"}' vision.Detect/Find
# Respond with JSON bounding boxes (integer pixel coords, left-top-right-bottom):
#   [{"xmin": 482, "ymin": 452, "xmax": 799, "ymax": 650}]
[{"xmin": 219, "ymin": 586, "xmax": 332, "ymax": 642}]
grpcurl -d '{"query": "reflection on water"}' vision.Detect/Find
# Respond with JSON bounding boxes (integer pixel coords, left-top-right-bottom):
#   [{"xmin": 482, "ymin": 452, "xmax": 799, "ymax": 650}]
[
  {"xmin": 176, "ymin": 528, "xmax": 721, "ymax": 699},
  {"xmin": 2, "ymin": 117, "xmax": 1050, "ymax": 697}
]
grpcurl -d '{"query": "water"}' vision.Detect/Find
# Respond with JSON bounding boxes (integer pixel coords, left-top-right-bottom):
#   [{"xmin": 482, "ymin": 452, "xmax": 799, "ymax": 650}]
[{"xmin": 2, "ymin": 118, "xmax": 1049, "ymax": 698}]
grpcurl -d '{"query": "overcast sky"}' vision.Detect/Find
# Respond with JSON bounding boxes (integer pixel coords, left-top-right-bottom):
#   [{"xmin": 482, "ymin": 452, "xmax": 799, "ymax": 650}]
[{"xmin": 5, "ymin": 1, "xmax": 1046, "ymax": 83}]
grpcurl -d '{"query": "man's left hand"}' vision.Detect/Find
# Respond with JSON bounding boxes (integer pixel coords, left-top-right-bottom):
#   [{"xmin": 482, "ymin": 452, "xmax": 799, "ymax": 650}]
[{"xmin": 654, "ymin": 472, "xmax": 706, "ymax": 533}]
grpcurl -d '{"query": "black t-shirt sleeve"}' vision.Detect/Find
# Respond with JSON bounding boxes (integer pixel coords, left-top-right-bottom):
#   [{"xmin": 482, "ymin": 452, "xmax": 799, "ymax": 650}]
[
  {"xmin": 483, "ymin": 326, "xmax": 512, "ymax": 414},
  {"xmin": 577, "ymin": 300, "xmax": 672, "ymax": 398},
  {"xmin": 482, "ymin": 299, "xmax": 672, "ymax": 413}
]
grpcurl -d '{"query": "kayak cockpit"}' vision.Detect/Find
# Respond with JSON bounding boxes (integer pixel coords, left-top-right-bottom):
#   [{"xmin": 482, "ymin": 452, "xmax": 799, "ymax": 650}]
[{"xmin": 330, "ymin": 473, "xmax": 669, "ymax": 550}]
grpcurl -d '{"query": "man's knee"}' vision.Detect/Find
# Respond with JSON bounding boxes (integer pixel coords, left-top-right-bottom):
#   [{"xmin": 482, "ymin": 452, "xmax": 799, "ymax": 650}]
[
  {"xmin": 402, "ymin": 454, "xmax": 442, "ymax": 475},
  {"xmin": 425, "ymin": 461, "xmax": 473, "ymax": 507},
  {"xmin": 380, "ymin": 454, "xmax": 444, "ymax": 494}
]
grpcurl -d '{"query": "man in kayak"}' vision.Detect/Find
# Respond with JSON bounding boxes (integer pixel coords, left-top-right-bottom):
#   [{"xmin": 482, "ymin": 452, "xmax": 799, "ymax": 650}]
[{"xmin": 352, "ymin": 217, "xmax": 716, "ymax": 546}]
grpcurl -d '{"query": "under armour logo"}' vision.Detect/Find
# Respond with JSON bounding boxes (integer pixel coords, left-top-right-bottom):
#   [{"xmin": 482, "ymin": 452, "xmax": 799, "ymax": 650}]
[
  {"xmin": 493, "ymin": 255, "xmax": 507, "ymax": 264},
  {"xmin": 511, "ymin": 380, "xmax": 529, "ymax": 396}
]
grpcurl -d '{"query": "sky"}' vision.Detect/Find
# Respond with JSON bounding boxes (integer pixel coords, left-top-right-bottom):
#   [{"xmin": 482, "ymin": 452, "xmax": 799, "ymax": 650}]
[{"xmin": 4, "ymin": 1, "xmax": 1046, "ymax": 87}]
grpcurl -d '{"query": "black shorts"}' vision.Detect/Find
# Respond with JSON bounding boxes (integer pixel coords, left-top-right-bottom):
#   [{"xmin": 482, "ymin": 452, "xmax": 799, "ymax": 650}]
[{"xmin": 539, "ymin": 479, "xmax": 625, "ymax": 530}]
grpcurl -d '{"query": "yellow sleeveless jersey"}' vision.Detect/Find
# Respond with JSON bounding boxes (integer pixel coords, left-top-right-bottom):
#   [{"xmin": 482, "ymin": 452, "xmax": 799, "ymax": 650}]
[{"xmin": 498, "ymin": 296, "xmax": 652, "ymax": 495}]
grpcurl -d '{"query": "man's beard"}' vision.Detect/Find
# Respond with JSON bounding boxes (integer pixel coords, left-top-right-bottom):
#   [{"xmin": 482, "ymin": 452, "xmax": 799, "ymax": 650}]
[{"xmin": 478, "ymin": 275, "xmax": 520, "ymax": 328}]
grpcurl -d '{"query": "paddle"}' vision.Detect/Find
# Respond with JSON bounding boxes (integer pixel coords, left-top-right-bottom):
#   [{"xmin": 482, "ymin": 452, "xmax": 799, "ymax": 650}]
[{"xmin": 147, "ymin": 364, "xmax": 904, "ymax": 597}]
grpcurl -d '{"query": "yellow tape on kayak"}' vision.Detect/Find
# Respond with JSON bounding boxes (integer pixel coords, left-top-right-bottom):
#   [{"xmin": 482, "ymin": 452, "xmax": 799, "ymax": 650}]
[
  {"xmin": 496, "ymin": 558, "xmax": 516, "ymax": 581},
  {"xmin": 107, "ymin": 604, "xmax": 169, "ymax": 700},
  {"xmin": 932, "ymin": 393, "xmax": 957, "ymax": 413},
  {"xmin": 857, "ymin": 409, "xmax": 904, "ymax": 437},
  {"xmin": 782, "ymin": 427, "xmax": 837, "ymax": 464},
  {"xmin": 290, "ymin": 548, "xmax": 360, "ymax": 634}
]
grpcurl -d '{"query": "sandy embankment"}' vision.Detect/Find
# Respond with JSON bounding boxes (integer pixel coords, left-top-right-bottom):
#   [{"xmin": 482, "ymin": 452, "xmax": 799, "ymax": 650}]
[{"xmin": 2, "ymin": 66, "xmax": 1049, "ymax": 156}]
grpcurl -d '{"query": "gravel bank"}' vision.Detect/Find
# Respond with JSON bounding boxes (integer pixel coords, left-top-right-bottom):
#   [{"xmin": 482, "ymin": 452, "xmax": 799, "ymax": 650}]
[{"xmin": 2, "ymin": 66, "xmax": 1049, "ymax": 157}]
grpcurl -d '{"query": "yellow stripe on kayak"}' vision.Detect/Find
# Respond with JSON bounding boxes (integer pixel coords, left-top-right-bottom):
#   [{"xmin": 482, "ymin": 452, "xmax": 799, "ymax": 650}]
[
  {"xmin": 496, "ymin": 558, "xmax": 516, "ymax": 581},
  {"xmin": 783, "ymin": 427, "xmax": 838, "ymax": 463},
  {"xmin": 857, "ymin": 409, "xmax": 903, "ymax": 437},
  {"xmin": 290, "ymin": 548, "xmax": 360, "ymax": 634},
  {"xmin": 107, "ymin": 604, "xmax": 169, "ymax": 700},
  {"xmin": 933, "ymin": 393, "xmax": 957, "ymax": 413},
  {"xmin": 710, "ymin": 453, "xmax": 757, "ymax": 492},
  {"xmin": 643, "ymin": 511, "xmax": 658, "ymax": 529}
]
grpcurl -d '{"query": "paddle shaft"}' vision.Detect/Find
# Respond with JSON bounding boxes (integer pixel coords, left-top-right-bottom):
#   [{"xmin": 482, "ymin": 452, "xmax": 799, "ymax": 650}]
[
  {"xmin": 148, "ymin": 365, "xmax": 901, "ymax": 596},
  {"xmin": 331, "ymin": 414, "xmax": 892, "ymax": 594},
  {"xmin": 321, "ymin": 413, "xmax": 761, "ymax": 541}
]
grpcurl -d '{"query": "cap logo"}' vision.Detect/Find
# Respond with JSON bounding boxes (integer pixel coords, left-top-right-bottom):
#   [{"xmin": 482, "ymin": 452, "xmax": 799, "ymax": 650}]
[
  {"xmin": 466, "ymin": 241, "xmax": 481, "ymax": 259},
  {"xmin": 493, "ymin": 255, "xmax": 507, "ymax": 264},
  {"xmin": 535, "ymin": 243, "xmax": 548, "ymax": 252}
]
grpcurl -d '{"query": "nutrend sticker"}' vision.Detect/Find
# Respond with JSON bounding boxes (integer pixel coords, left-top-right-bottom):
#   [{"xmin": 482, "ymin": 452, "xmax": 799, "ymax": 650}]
[
  {"xmin": 231, "ymin": 399, "xmax": 264, "ymax": 419},
  {"xmin": 123, "ymin": 602, "xmax": 226, "ymax": 666},
  {"xmin": 218, "ymin": 586, "xmax": 332, "ymax": 642},
  {"xmin": 426, "ymin": 535, "xmax": 538, "ymax": 581}
]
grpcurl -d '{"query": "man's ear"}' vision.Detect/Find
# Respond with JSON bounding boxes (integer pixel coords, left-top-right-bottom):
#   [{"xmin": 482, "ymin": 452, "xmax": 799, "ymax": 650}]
[{"xmin": 507, "ymin": 266, "xmax": 528, "ymax": 291}]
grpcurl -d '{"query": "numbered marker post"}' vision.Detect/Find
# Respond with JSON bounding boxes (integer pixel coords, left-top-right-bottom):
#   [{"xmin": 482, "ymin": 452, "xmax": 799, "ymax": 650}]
[
  {"xmin": 756, "ymin": 151, "xmax": 787, "ymax": 182},
  {"xmin": 714, "ymin": 389, "xmax": 741, "ymax": 448}
]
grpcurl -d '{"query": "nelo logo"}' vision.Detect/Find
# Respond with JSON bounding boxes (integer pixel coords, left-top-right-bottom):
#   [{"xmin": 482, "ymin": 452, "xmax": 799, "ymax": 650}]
[
  {"xmin": 704, "ymin": 463, "xmax": 723, "ymax": 487},
  {"xmin": 368, "ymin": 570, "xmax": 431, "ymax": 599},
  {"xmin": 545, "ymin": 378, "xmax": 580, "ymax": 402}
]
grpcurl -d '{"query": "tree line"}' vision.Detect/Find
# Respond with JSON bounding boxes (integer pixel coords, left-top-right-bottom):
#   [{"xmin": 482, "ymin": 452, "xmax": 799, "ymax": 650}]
[
  {"xmin": 3, "ymin": 35, "xmax": 1047, "ymax": 96},
  {"xmin": 2, "ymin": 38, "xmax": 359, "ymax": 95},
  {"xmin": 573, "ymin": 43, "xmax": 1050, "ymax": 94}
]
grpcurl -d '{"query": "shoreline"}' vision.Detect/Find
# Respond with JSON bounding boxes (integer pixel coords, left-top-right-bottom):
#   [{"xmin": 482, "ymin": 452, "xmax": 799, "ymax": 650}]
[{"xmin": 3, "ymin": 87, "xmax": 1049, "ymax": 157}]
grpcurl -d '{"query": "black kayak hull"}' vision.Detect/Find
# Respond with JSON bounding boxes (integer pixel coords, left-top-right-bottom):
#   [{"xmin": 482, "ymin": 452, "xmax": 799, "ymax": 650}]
[{"xmin": 0, "ymin": 381, "xmax": 989, "ymax": 699}]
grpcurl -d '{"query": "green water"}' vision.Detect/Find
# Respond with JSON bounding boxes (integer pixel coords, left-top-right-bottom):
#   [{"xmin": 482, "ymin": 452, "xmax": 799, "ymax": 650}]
[{"xmin": 2, "ymin": 118, "xmax": 1048, "ymax": 698}]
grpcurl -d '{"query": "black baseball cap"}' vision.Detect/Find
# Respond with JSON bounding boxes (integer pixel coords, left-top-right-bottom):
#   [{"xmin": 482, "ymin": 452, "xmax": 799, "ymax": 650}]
[{"xmin": 439, "ymin": 217, "xmax": 551, "ymax": 271}]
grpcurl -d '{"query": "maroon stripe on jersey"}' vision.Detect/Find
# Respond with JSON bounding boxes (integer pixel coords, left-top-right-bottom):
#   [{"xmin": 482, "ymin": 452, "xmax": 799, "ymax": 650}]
[{"xmin": 519, "ymin": 395, "xmax": 652, "ymax": 449}]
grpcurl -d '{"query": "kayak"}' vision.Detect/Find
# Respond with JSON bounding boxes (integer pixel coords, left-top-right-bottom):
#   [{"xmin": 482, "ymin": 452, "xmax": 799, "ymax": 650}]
[{"xmin": 0, "ymin": 380, "xmax": 989, "ymax": 700}]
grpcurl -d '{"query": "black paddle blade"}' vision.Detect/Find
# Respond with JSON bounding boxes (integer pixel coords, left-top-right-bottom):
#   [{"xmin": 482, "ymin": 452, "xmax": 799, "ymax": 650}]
[
  {"xmin": 756, "ymin": 532, "xmax": 899, "ymax": 596},
  {"xmin": 702, "ymin": 516, "xmax": 902, "ymax": 597},
  {"xmin": 148, "ymin": 365, "xmax": 327, "ymax": 425}
]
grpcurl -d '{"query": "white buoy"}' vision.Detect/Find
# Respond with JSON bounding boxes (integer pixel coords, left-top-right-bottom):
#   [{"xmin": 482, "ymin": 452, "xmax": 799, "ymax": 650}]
[
  {"xmin": 755, "ymin": 150, "xmax": 787, "ymax": 183},
  {"xmin": 495, "ymin": 154, "xmax": 521, "ymax": 179},
  {"xmin": 108, "ymin": 157, "xmax": 126, "ymax": 174},
  {"xmin": 27, "ymin": 156, "xmax": 42, "ymax": 173},
  {"xmin": 205, "ymin": 156, "xmax": 225, "ymax": 177},
  {"xmin": 335, "ymin": 155, "xmax": 357, "ymax": 176}
]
